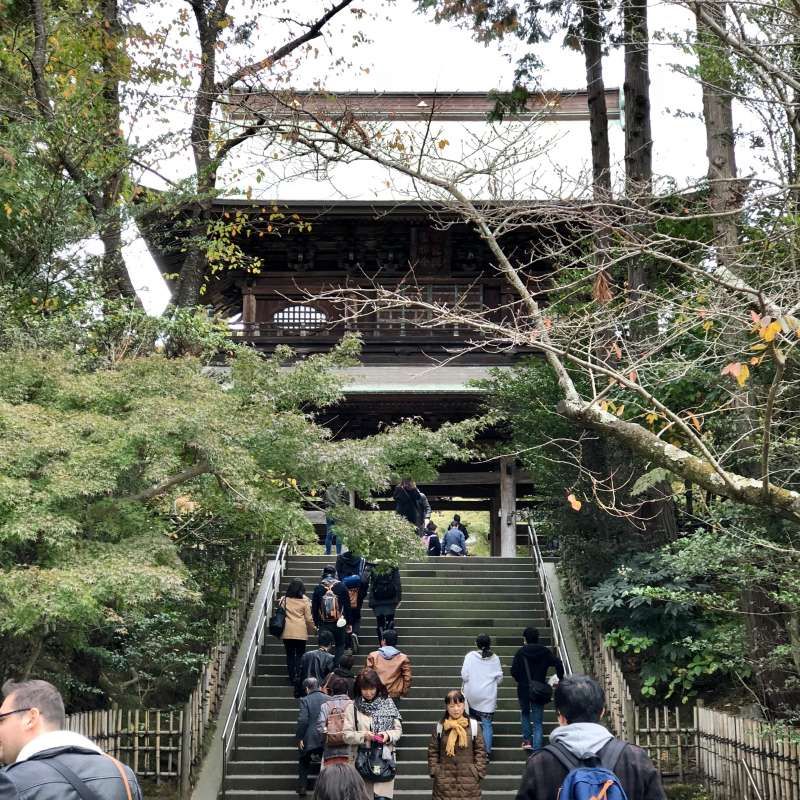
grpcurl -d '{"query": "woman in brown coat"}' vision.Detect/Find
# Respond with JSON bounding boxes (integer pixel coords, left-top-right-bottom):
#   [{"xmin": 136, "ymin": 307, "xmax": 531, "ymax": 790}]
[
  {"xmin": 280, "ymin": 579, "xmax": 316, "ymax": 687},
  {"xmin": 427, "ymin": 689, "xmax": 487, "ymax": 800}
]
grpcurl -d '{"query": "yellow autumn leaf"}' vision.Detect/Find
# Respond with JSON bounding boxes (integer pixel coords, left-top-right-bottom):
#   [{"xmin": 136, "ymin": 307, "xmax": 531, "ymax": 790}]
[
  {"xmin": 702, "ymin": 320, "xmax": 713, "ymax": 332},
  {"xmin": 646, "ymin": 412, "xmax": 658, "ymax": 425},
  {"xmin": 761, "ymin": 321, "xmax": 781, "ymax": 342},
  {"xmin": 437, "ymin": 139, "xmax": 449, "ymax": 149},
  {"xmin": 736, "ymin": 364, "xmax": 750, "ymax": 386},
  {"xmin": 567, "ymin": 493, "xmax": 582, "ymax": 512}
]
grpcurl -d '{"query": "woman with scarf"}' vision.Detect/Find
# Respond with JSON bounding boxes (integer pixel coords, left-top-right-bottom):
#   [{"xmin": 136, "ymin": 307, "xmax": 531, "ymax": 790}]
[
  {"xmin": 343, "ymin": 669, "xmax": 402, "ymax": 800},
  {"xmin": 427, "ymin": 689, "xmax": 487, "ymax": 800}
]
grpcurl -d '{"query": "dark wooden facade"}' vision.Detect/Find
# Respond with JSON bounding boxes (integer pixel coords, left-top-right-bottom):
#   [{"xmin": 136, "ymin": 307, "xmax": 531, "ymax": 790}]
[{"xmin": 142, "ymin": 200, "xmax": 557, "ymax": 363}]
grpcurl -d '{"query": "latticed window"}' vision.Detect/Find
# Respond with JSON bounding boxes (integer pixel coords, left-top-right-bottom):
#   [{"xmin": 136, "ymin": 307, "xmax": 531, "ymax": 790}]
[{"xmin": 272, "ymin": 305, "xmax": 328, "ymax": 332}]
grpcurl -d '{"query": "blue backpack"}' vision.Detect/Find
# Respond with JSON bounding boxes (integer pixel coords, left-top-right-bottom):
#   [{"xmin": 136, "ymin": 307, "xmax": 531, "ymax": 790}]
[{"xmin": 543, "ymin": 738, "xmax": 628, "ymax": 800}]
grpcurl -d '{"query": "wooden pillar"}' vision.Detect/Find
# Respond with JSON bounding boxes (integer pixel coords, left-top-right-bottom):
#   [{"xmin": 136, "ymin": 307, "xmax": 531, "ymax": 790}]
[
  {"xmin": 489, "ymin": 492, "xmax": 501, "ymax": 557},
  {"xmin": 242, "ymin": 289, "xmax": 256, "ymax": 328},
  {"xmin": 500, "ymin": 456, "xmax": 517, "ymax": 558}
]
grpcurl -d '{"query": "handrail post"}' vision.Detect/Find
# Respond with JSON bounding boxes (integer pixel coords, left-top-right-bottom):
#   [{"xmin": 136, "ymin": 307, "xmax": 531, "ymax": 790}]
[
  {"xmin": 220, "ymin": 539, "xmax": 290, "ymax": 800},
  {"xmin": 526, "ymin": 520, "xmax": 573, "ymax": 675}
]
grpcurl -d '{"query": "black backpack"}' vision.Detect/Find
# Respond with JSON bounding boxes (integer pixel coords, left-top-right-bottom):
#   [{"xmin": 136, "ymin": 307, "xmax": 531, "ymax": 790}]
[{"xmin": 372, "ymin": 570, "xmax": 396, "ymax": 601}]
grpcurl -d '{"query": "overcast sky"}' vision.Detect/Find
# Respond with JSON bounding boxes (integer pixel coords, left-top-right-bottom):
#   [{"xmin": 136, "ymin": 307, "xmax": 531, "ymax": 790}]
[{"xmin": 125, "ymin": 0, "xmax": 718, "ymax": 313}]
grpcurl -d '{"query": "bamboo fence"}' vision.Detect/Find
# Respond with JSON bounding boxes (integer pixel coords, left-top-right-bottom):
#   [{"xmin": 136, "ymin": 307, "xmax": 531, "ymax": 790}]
[
  {"xmin": 567, "ymin": 572, "xmax": 800, "ymax": 796},
  {"xmin": 64, "ymin": 548, "xmax": 270, "ymax": 794}
]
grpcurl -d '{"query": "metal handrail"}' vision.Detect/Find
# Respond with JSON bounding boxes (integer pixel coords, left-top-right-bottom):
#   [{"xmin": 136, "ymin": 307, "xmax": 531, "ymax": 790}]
[
  {"xmin": 221, "ymin": 539, "xmax": 289, "ymax": 796},
  {"xmin": 527, "ymin": 521, "xmax": 573, "ymax": 675}
]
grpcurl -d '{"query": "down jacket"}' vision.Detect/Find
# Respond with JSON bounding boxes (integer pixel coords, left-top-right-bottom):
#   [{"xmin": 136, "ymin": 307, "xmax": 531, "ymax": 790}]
[
  {"xmin": 2, "ymin": 744, "xmax": 143, "ymax": 800},
  {"xmin": 427, "ymin": 719, "xmax": 487, "ymax": 800}
]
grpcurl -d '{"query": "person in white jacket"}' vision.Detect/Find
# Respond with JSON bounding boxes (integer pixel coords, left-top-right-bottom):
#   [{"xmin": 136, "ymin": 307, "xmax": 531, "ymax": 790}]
[{"xmin": 460, "ymin": 634, "xmax": 503, "ymax": 757}]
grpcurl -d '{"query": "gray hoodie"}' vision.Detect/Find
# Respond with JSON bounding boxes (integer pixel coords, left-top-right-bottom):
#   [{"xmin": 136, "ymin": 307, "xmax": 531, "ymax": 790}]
[{"xmin": 549, "ymin": 722, "xmax": 614, "ymax": 759}]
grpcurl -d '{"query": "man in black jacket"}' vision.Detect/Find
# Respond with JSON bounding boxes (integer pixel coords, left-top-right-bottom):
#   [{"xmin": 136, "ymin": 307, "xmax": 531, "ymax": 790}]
[
  {"xmin": 0, "ymin": 679, "xmax": 142, "ymax": 800},
  {"xmin": 311, "ymin": 565, "xmax": 351, "ymax": 666},
  {"xmin": 298, "ymin": 630, "xmax": 336, "ymax": 691},
  {"xmin": 514, "ymin": 675, "xmax": 665, "ymax": 800},
  {"xmin": 511, "ymin": 627, "xmax": 565, "ymax": 750},
  {"xmin": 294, "ymin": 678, "xmax": 327, "ymax": 796}
]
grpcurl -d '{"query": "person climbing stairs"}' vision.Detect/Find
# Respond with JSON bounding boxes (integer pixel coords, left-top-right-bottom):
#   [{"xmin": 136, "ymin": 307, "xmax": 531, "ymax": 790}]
[{"xmin": 223, "ymin": 554, "xmax": 559, "ymax": 799}]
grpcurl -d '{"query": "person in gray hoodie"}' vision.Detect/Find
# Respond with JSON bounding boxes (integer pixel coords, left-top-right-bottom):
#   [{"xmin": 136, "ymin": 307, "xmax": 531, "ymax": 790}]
[
  {"xmin": 295, "ymin": 678, "xmax": 327, "ymax": 796},
  {"xmin": 514, "ymin": 675, "xmax": 665, "ymax": 800}
]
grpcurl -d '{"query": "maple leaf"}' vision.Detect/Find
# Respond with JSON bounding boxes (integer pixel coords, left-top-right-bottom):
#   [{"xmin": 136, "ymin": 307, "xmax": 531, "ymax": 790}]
[
  {"xmin": 567, "ymin": 493, "xmax": 582, "ymax": 512},
  {"xmin": 721, "ymin": 362, "xmax": 750, "ymax": 387}
]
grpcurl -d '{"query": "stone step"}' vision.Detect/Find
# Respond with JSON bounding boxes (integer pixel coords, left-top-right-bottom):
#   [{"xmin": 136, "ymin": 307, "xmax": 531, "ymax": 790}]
[
  {"xmin": 225, "ymin": 758, "xmax": 527, "ymax": 774},
  {"xmin": 234, "ymin": 731, "xmax": 551, "ymax": 749},
  {"xmin": 224, "ymin": 791, "xmax": 528, "ymax": 800},
  {"xmin": 227, "ymin": 747, "xmax": 532, "ymax": 765},
  {"xmin": 246, "ymin": 686, "xmax": 530, "ymax": 701},
  {"xmin": 258, "ymin": 655, "xmax": 528, "ymax": 669},
  {"xmin": 224, "ymin": 771, "xmax": 525, "ymax": 791},
  {"xmin": 241, "ymin": 707, "xmax": 552, "ymax": 723}
]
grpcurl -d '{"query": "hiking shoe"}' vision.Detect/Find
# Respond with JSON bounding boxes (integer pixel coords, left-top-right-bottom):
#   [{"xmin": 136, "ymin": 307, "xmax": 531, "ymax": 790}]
[{"xmin": 521, "ymin": 739, "xmax": 533, "ymax": 750}]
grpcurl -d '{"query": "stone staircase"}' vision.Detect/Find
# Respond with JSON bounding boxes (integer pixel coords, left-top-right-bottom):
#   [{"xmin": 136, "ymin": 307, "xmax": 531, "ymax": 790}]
[{"xmin": 223, "ymin": 555, "xmax": 558, "ymax": 799}]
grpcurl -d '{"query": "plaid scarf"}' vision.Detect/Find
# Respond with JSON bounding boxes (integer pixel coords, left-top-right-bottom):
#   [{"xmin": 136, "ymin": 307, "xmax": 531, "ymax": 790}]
[{"xmin": 355, "ymin": 695, "xmax": 399, "ymax": 734}]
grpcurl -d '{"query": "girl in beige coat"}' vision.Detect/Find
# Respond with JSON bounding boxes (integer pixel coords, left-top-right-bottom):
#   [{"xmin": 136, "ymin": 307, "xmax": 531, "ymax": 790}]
[
  {"xmin": 343, "ymin": 669, "xmax": 402, "ymax": 800},
  {"xmin": 280, "ymin": 579, "xmax": 316, "ymax": 687}
]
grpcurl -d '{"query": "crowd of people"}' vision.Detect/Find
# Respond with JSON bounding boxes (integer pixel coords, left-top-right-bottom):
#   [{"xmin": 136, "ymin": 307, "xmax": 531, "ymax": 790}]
[{"xmin": 281, "ymin": 554, "xmax": 665, "ymax": 800}]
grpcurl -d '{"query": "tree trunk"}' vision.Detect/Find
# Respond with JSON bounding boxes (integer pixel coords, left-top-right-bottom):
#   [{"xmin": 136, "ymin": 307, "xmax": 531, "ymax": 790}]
[
  {"xmin": 580, "ymin": 0, "xmax": 611, "ymax": 197},
  {"xmin": 623, "ymin": 0, "xmax": 652, "ymax": 198},
  {"xmin": 99, "ymin": 210, "xmax": 137, "ymax": 298}
]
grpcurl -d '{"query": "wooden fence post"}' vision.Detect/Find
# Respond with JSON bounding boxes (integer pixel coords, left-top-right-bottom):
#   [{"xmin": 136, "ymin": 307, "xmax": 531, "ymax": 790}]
[{"xmin": 180, "ymin": 700, "xmax": 193, "ymax": 799}]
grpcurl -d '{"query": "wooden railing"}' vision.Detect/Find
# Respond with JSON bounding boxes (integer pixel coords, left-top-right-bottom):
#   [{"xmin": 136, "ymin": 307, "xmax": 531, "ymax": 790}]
[
  {"xmin": 566, "ymin": 572, "xmax": 800, "ymax": 796},
  {"xmin": 64, "ymin": 546, "xmax": 272, "ymax": 796}
]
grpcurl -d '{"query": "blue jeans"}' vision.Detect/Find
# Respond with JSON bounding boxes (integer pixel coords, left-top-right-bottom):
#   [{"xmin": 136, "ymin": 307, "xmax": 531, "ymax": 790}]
[
  {"xmin": 324, "ymin": 519, "xmax": 342, "ymax": 555},
  {"xmin": 520, "ymin": 699, "xmax": 544, "ymax": 749},
  {"xmin": 470, "ymin": 710, "xmax": 494, "ymax": 753}
]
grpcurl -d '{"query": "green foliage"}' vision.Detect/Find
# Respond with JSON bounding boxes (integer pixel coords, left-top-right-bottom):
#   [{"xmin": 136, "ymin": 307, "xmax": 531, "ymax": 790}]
[
  {"xmin": 592, "ymin": 549, "xmax": 750, "ymax": 701},
  {"xmin": 328, "ymin": 508, "xmax": 426, "ymax": 569},
  {"xmin": 0, "ymin": 308, "xmax": 480, "ymax": 708}
]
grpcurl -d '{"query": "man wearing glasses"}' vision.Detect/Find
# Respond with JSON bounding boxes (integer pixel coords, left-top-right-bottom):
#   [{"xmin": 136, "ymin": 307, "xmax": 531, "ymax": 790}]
[{"xmin": 0, "ymin": 680, "xmax": 142, "ymax": 800}]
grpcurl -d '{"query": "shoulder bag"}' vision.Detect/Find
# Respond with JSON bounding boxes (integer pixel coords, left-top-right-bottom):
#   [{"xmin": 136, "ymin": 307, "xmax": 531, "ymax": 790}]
[
  {"xmin": 268, "ymin": 597, "xmax": 287, "ymax": 638},
  {"xmin": 354, "ymin": 706, "xmax": 396, "ymax": 783},
  {"xmin": 523, "ymin": 655, "xmax": 553, "ymax": 705}
]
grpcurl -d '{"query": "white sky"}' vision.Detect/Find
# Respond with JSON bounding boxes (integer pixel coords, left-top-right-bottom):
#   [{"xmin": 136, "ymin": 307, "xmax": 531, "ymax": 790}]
[{"xmin": 124, "ymin": 0, "xmax": 724, "ymax": 313}]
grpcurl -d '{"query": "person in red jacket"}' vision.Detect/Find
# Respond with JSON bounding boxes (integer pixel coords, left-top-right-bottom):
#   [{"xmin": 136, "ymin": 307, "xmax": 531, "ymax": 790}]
[{"xmin": 514, "ymin": 675, "xmax": 666, "ymax": 800}]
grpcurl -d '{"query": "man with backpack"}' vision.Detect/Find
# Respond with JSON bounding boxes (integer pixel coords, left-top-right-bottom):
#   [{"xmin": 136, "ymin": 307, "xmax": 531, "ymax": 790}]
[
  {"xmin": 314, "ymin": 676, "xmax": 353, "ymax": 767},
  {"xmin": 511, "ymin": 627, "xmax": 564, "ymax": 750},
  {"xmin": 514, "ymin": 675, "xmax": 665, "ymax": 800},
  {"xmin": 335, "ymin": 551, "xmax": 369, "ymax": 653},
  {"xmin": 367, "ymin": 564, "xmax": 402, "ymax": 645},
  {"xmin": 311, "ymin": 566, "xmax": 351, "ymax": 666}
]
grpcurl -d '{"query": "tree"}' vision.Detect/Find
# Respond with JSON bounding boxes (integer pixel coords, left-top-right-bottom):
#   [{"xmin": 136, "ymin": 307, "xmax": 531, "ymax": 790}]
[
  {"xmin": 141, "ymin": 0, "xmax": 360, "ymax": 307},
  {"xmin": 0, "ymin": 302, "xmax": 482, "ymax": 705},
  {"xmin": 1, "ymin": 0, "xmax": 137, "ymax": 298}
]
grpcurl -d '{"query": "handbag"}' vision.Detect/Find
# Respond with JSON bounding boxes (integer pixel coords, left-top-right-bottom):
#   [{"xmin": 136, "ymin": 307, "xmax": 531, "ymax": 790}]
[
  {"xmin": 268, "ymin": 598, "xmax": 287, "ymax": 638},
  {"xmin": 523, "ymin": 656, "xmax": 553, "ymax": 704},
  {"xmin": 355, "ymin": 741, "xmax": 396, "ymax": 783}
]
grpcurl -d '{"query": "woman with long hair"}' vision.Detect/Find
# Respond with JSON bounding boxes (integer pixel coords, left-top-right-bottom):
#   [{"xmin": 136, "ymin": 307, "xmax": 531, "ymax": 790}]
[
  {"xmin": 343, "ymin": 669, "xmax": 402, "ymax": 800},
  {"xmin": 281, "ymin": 579, "xmax": 316, "ymax": 688},
  {"xmin": 427, "ymin": 689, "xmax": 487, "ymax": 800},
  {"xmin": 460, "ymin": 634, "xmax": 503, "ymax": 757}
]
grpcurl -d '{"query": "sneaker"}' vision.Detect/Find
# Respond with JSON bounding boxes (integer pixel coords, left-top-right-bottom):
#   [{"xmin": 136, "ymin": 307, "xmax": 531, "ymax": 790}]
[{"xmin": 521, "ymin": 739, "xmax": 533, "ymax": 750}]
